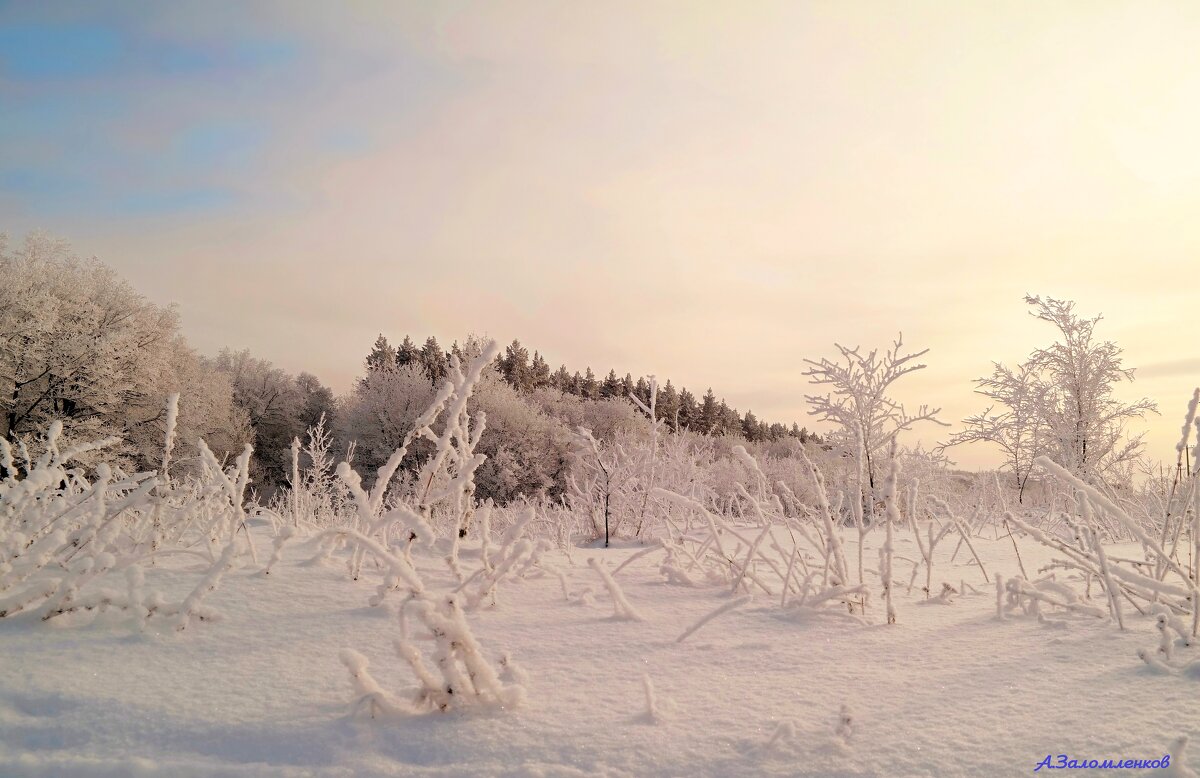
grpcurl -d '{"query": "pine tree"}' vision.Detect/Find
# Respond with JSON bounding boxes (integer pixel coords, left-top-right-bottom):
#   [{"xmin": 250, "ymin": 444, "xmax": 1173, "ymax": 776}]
[
  {"xmin": 530, "ymin": 351, "xmax": 551, "ymax": 388},
  {"xmin": 699, "ymin": 389, "xmax": 719, "ymax": 434},
  {"xmin": 581, "ymin": 367, "xmax": 599, "ymax": 399},
  {"xmin": 365, "ymin": 334, "xmax": 397, "ymax": 374},
  {"xmin": 677, "ymin": 388, "xmax": 696, "ymax": 430},
  {"xmin": 742, "ymin": 409, "xmax": 760, "ymax": 442},
  {"xmin": 600, "ymin": 369, "xmax": 622, "ymax": 398},
  {"xmin": 501, "ymin": 340, "xmax": 532, "ymax": 391},
  {"xmin": 396, "ymin": 336, "xmax": 419, "ymax": 368},
  {"xmin": 621, "ymin": 373, "xmax": 635, "ymax": 400},
  {"xmin": 419, "ymin": 336, "xmax": 449, "ymax": 384},
  {"xmin": 658, "ymin": 380, "xmax": 679, "ymax": 429},
  {"xmin": 633, "ymin": 376, "xmax": 650, "ymax": 407},
  {"xmin": 716, "ymin": 399, "xmax": 738, "ymax": 436},
  {"xmin": 551, "ymin": 364, "xmax": 571, "ymax": 391}
]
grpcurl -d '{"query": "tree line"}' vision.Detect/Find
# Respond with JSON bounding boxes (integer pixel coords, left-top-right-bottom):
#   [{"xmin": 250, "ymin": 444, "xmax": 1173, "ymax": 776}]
[
  {"xmin": 2, "ymin": 231, "xmax": 1158, "ymax": 507},
  {"xmin": 364, "ymin": 334, "xmax": 820, "ymax": 445}
]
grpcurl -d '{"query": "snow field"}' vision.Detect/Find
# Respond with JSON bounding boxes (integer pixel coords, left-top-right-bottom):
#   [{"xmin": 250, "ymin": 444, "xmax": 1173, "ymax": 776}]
[{"xmin": 1, "ymin": 525, "xmax": 1195, "ymax": 777}]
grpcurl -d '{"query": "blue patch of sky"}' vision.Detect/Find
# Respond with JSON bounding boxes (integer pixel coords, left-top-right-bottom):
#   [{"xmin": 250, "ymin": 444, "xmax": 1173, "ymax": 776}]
[
  {"xmin": 0, "ymin": 23, "xmax": 123, "ymax": 79},
  {"xmin": 0, "ymin": 10, "xmax": 463, "ymax": 221},
  {"xmin": 0, "ymin": 19, "xmax": 297, "ymax": 218},
  {"xmin": 174, "ymin": 122, "xmax": 268, "ymax": 169},
  {"xmin": 117, "ymin": 187, "xmax": 234, "ymax": 215},
  {"xmin": 0, "ymin": 20, "xmax": 299, "ymax": 81}
]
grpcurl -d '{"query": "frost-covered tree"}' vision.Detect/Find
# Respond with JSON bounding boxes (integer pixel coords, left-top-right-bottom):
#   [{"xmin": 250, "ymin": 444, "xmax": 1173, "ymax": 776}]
[
  {"xmin": 742, "ymin": 410, "xmax": 761, "ymax": 442},
  {"xmin": 658, "ymin": 380, "xmax": 679, "ymax": 430},
  {"xmin": 698, "ymin": 389, "xmax": 720, "ymax": 434},
  {"xmin": 340, "ymin": 363, "xmax": 437, "ymax": 487},
  {"xmin": 1021, "ymin": 295, "xmax": 1156, "ymax": 483},
  {"xmin": 472, "ymin": 374, "xmax": 571, "ymax": 503},
  {"xmin": 530, "ymin": 351, "xmax": 551, "ymax": 388},
  {"xmin": 550, "ymin": 364, "xmax": 571, "ymax": 391},
  {"xmin": 0, "ymin": 232, "xmax": 210, "ymax": 470},
  {"xmin": 804, "ymin": 335, "xmax": 946, "ymax": 490},
  {"xmin": 296, "ymin": 371, "xmax": 336, "ymax": 432},
  {"xmin": 946, "ymin": 297, "xmax": 1156, "ymax": 491},
  {"xmin": 620, "ymin": 373, "xmax": 635, "ymax": 399},
  {"xmin": 396, "ymin": 336, "xmax": 419, "ymax": 368},
  {"xmin": 365, "ymin": 334, "xmax": 397, "ymax": 374},
  {"xmin": 600, "ymin": 369, "xmax": 622, "ymax": 398},
  {"xmin": 581, "ymin": 368, "xmax": 600, "ymax": 400},
  {"xmin": 677, "ymin": 388, "xmax": 696, "ymax": 430},
  {"xmin": 147, "ymin": 339, "xmax": 252, "ymax": 470},
  {"xmin": 213, "ymin": 348, "xmax": 306, "ymax": 491},
  {"xmin": 500, "ymin": 340, "xmax": 532, "ymax": 391},
  {"xmin": 419, "ymin": 336, "xmax": 449, "ymax": 384},
  {"xmin": 942, "ymin": 362, "xmax": 1047, "ymax": 502}
]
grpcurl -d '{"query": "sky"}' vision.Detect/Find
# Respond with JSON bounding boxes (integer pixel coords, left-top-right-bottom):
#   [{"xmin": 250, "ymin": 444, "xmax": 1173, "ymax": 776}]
[{"xmin": 1, "ymin": 1, "xmax": 1198, "ymax": 469}]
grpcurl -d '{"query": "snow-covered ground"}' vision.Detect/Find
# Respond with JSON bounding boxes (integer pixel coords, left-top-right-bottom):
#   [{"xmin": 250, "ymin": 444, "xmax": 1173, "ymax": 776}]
[{"xmin": 1, "ymin": 526, "xmax": 1193, "ymax": 777}]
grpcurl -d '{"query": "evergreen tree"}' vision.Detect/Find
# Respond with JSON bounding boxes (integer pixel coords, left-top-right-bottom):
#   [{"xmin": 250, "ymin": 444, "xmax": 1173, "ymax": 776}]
[
  {"xmin": 621, "ymin": 373, "xmax": 635, "ymax": 400},
  {"xmin": 501, "ymin": 339, "xmax": 532, "ymax": 391},
  {"xmin": 658, "ymin": 380, "xmax": 679, "ymax": 429},
  {"xmin": 581, "ymin": 367, "xmax": 599, "ymax": 399},
  {"xmin": 716, "ymin": 399, "xmax": 734, "ymax": 435},
  {"xmin": 569, "ymin": 371, "xmax": 584, "ymax": 395},
  {"xmin": 419, "ymin": 336, "xmax": 449, "ymax": 383},
  {"xmin": 365, "ymin": 334, "xmax": 397, "ymax": 374},
  {"xmin": 396, "ymin": 335, "xmax": 419, "ymax": 368},
  {"xmin": 742, "ymin": 409, "xmax": 760, "ymax": 442},
  {"xmin": 551, "ymin": 364, "xmax": 571, "ymax": 391},
  {"xmin": 530, "ymin": 351, "xmax": 551, "ymax": 388},
  {"xmin": 677, "ymin": 388, "xmax": 696, "ymax": 430},
  {"xmin": 633, "ymin": 376, "xmax": 650, "ymax": 407},
  {"xmin": 699, "ymin": 389, "xmax": 719, "ymax": 434},
  {"xmin": 600, "ymin": 369, "xmax": 622, "ymax": 398}
]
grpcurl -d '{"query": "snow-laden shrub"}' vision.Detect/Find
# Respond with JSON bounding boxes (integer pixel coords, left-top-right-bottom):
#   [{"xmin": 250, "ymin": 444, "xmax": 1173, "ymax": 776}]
[
  {"xmin": 0, "ymin": 396, "xmax": 258, "ymax": 629},
  {"xmin": 330, "ymin": 341, "xmax": 531, "ymax": 716},
  {"xmin": 1006, "ymin": 392, "xmax": 1200, "ymax": 640}
]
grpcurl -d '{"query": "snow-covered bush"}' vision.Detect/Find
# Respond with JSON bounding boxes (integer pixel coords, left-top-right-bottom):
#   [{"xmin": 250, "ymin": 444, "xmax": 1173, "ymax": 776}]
[
  {"xmin": 0, "ymin": 233, "xmax": 252, "ymax": 475},
  {"xmin": 1007, "ymin": 392, "xmax": 1200, "ymax": 637},
  {"xmin": 328, "ymin": 341, "xmax": 533, "ymax": 716},
  {"xmin": 0, "ymin": 396, "xmax": 258, "ymax": 630}
]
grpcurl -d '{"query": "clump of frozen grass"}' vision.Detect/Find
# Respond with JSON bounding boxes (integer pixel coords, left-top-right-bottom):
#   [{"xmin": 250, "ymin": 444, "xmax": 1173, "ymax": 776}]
[
  {"xmin": 0, "ymin": 397, "xmax": 260, "ymax": 631},
  {"xmin": 1009, "ymin": 407, "xmax": 1200, "ymax": 638},
  {"xmin": 396, "ymin": 594, "xmax": 524, "ymax": 712},
  {"xmin": 1134, "ymin": 607, "xmax": 1199, "ymax": 674},
  {"xmin": 1163, "ymin": 735, "xmax": 1198, "ymax": 778},
  {"xmin": 756, "ymin": 720, "xmax": 796, "ymax": 753},
  {"xmin": 588, "ymin": 557, "xmax": 646, "ymax": 621},
  {"xmin": 651, "ymin": 443, "xmax": 867, "ymax": 620},
  {"xmin": 329, "ymin": 342, "xmax": 529, "ymax": 716},
  {"xmin": 464, "ymin": 507, "xmax": 547, "ymax": 610},
  {"xmin": 676, "ymin": 595, "xmax": 751, "ymax": 643},
  {"xmin": 997, "ymin": 574, "xmax": 1106, "ymax": 622},
  {"xmin": 260, "ymin": 525, "xmax": 294, "ymax": 576},
  {"xmin": 339, "ymin": 649, "xmax": 405, "ymax": 719},
  {"xmin": 836, "ymin": 704, "xmax": 853, "ymax": 741},
  {"xmin": 640, "ymin": 673, "xmax": 660, "ymax": 723},
  {"xmin": 340, "ymin": 594, "xmax": 524, "ymax": 716}
]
